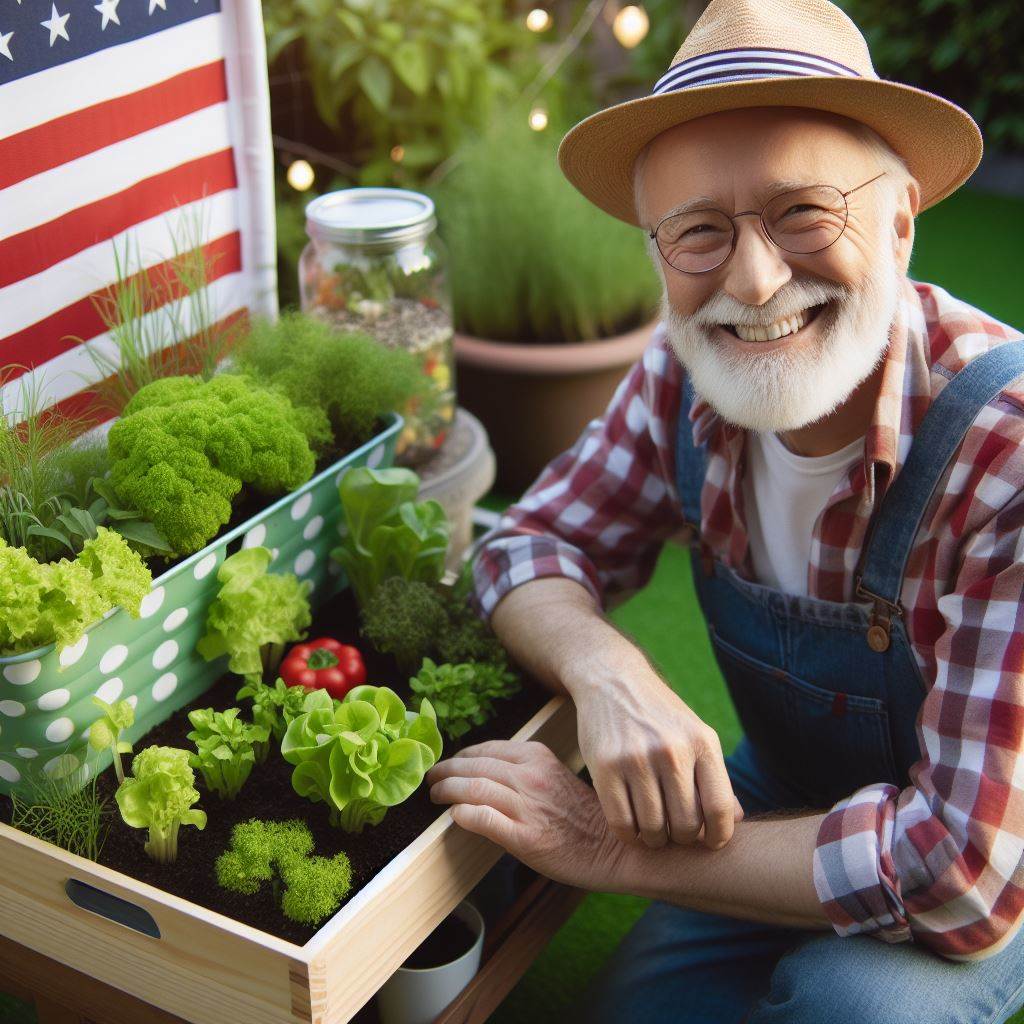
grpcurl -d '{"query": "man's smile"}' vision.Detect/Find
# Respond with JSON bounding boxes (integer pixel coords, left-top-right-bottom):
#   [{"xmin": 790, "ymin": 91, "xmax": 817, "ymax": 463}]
[{"xmin": 712, "ymin": 301, "xmax": 829, "ymax": 351}]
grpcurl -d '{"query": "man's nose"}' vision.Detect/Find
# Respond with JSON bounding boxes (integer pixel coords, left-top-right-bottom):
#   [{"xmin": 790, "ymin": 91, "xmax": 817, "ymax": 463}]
[{"xmin": 719, "ymin": 216, "xmax": 792, "ymax": 307}]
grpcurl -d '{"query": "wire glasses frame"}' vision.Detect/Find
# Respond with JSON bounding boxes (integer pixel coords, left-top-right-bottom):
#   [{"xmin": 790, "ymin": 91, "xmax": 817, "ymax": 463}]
[{"xmin": 649, "ymin": 171, "xmax": 888, "ymax": 275}]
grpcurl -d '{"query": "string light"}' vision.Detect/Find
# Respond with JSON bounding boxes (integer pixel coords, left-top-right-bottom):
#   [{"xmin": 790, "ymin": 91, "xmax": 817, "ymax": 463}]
[
  {"xmin": 525, "ymin": 7, "xmax": 552, "ymax": 32},
  {"xmin": 390, "ymin": 145, "xmax": 406, "ymax": 163},
  {"xmin": 286, "ymin": 159, "xmax": 315, "ymax": 191},
  {"xmin": 612, "ymin": 4, "xmax": 649, "ymax": 48},
  {"xmin": 528, "ymin": 105, "xmax": 549, "ymax": 131}
]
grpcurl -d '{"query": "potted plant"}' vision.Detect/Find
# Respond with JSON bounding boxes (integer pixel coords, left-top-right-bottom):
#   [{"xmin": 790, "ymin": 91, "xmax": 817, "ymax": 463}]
[{"xmin": 429, "ymin": 111, "xmax": 662, "ymax": 494}]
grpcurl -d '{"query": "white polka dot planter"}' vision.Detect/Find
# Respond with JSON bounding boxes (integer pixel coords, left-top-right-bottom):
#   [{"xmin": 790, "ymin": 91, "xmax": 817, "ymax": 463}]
[{"xmin": 0, "ymin": 414, "xmax": 402, "ymax": 794}]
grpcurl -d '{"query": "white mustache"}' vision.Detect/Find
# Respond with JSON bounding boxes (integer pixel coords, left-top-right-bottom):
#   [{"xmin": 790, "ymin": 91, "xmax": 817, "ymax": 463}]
[{"xmin": 687, "ymin": 279, "xmax": 850, "ymax": 328}]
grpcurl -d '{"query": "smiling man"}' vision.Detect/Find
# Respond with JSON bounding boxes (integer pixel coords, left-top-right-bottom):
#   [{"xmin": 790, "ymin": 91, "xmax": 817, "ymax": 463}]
[{"xmin": 425, "ymin": 0, "xmax": 1024, "ymax": 1020}]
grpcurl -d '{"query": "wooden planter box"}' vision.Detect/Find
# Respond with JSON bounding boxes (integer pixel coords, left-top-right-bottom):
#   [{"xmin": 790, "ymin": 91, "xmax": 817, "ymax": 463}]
[{"xmin": 0, "ymin": 696, "xmax": 581, "ymax": 1024}]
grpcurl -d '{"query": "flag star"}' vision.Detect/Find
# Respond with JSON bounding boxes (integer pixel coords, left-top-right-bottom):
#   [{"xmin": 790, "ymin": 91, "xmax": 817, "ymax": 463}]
[
  {"xmin": 40, "ymin": 3, "xmax": 69, "ymax": 45},
  {"xmin": 93, "ymin": 0, "xmax": 119, "ymax": 29},
  {"xmin": 148, "ymin": 0, "xmax": 166, "ymax": 12},
  {"xmin": 0, "ymin": 29, "xmax": 12, "ymax": 61}
]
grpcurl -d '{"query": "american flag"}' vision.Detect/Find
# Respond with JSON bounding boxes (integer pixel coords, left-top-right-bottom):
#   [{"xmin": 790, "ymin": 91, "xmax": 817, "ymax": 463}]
[{"xmin": 0, "ymin": 0, "xmax": 277, "ymax": 426}]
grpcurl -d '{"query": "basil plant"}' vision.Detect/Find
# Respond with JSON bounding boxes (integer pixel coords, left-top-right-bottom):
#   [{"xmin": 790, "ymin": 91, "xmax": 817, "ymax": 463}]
[{"xmin": 280, "ymin": 685, "xmax": 442, "ymax": 833}]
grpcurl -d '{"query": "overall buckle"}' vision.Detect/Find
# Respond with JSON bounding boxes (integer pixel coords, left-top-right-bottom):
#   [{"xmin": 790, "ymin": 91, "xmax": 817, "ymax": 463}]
[{"xmin": 855, "ymin": 577, "xmax": 903, "ymax": 653}]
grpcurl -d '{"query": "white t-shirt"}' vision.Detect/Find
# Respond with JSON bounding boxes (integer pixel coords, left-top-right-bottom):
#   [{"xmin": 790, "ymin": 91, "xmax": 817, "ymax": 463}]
[{"xmin": 741, "ymin": 431, "xmax": 865, "ymax": 597}]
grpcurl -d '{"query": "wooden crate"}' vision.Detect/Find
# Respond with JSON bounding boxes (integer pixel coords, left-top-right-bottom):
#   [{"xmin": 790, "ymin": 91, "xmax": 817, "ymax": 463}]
[{"xmin": 0, "ymin": 695, "xmax": 581, "ymax": 1024}]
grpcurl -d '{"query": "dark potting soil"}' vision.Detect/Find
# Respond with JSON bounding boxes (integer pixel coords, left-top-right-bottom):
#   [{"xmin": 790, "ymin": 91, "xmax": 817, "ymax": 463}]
[
  {"xmin": 403, "ymin": 912, "xmax": 478, "ymax": 969},
  {"xmin": 0, "ymin": 586, "xmax": 548, "ymax": 946}
]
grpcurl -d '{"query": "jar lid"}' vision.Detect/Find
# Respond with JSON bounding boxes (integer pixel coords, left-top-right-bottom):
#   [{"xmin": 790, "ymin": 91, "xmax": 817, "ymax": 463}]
[{"xmin": 305, "ymin": 188, "xmax": 436, "ymax": 247}]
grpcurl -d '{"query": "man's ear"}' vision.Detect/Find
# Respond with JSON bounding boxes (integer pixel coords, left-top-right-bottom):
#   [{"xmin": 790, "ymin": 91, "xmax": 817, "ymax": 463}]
[{"xmin": 891, "ymin": 178, "xmax": 920, "ymax": 273}]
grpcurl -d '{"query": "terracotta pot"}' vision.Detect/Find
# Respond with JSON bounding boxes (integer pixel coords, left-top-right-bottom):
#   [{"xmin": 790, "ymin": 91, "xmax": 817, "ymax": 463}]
[{"xmin": 454, "ymin": 318, "xmax": 658, "ymax": 496}]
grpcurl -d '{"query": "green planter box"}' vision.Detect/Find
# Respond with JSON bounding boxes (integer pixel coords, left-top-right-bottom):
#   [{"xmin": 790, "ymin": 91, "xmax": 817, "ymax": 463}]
[{"xmin": 0, "ymin": 414, "xmax": 403, "ymax": 794}]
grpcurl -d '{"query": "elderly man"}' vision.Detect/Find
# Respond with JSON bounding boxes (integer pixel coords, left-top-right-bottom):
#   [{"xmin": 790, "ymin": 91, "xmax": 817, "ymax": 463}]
[{"xmin": 426, "ymin": 0, "xmax": 1024, "ymax": 1020}]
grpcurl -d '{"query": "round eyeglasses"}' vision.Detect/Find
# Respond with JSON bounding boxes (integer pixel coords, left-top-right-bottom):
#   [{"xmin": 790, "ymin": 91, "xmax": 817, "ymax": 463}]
[{"xmin": 649, "ymin": 171, "xmax": 888, "ymax": 275}]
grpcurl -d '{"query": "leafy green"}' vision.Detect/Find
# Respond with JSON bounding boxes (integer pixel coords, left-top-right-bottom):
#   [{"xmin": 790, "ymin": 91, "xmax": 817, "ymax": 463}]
[
  {"xmin": 115, "ymin": 746, "xmax": 207, "ymax": 863},
  {"xmin": 216, "ymin": 818, "xmax": 352, "ymax": 926},
  {"xmin": 186, "ymin": 707, "xmax": 270, "ymax": 800},
  {"xmin": 87, "ymin": 695, "xmax": 135, "ymax": 785},
  {"xmin": 281, "ymin": 685, "xmax": 442, "ymax": 832},
  {"xmin": 330, "ymin": 466, "xmax": 449, "ymax": 608},
  {"xmin": 235, "ymin": 677, "xmax": 313, "ymax": 759},
  {"xmin": 197, "ymin": 547, "xmax": 312, "ymax": 683},
  {"xmin": 409, "ymin": 658, "xmax": 521, "ymax": 740}
]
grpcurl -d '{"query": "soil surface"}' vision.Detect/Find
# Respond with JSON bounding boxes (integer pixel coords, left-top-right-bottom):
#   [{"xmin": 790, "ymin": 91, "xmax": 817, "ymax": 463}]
[{"xmin": 0, "ymin": 587, "xmax": 548, "ymax": 946}]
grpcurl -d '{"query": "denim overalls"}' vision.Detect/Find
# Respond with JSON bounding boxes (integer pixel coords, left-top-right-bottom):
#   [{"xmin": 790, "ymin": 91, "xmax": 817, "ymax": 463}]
[{"xmin": 676, "ymin": 341, "xmax": 1024, "ymax": 807}]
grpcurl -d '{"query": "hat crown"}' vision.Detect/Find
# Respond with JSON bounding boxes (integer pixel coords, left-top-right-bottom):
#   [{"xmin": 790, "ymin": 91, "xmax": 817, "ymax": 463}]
[{"xmin": 673, "ymin": 0, "xmax": 878, "ymax": 81}]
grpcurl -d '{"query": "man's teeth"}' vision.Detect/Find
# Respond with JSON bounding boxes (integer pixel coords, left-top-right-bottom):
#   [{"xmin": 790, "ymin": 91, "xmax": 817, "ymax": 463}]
[{"xmin": 731, "ymin": 307, "xmax": 810, "ymax": 342}]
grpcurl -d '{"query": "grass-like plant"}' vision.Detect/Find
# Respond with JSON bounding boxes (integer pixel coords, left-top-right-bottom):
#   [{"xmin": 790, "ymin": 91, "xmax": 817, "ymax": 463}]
[
  {"xmin": 186, "ymin": 707, "xmax": 269, "ymax": 800},
  {"xmin": 428, "ymin": 111, "xmax": 661, "ymax": 344},
  {"xmin": 87, "ymin": 695, "xmax": 135, "ymax": 785},
  {"xmin": 8, "ymin": 765, "xmax": 110, "ymax": 861},
  {"xmin": 216, "ymin": 818, "xmax": 352, "ymax": 926}
]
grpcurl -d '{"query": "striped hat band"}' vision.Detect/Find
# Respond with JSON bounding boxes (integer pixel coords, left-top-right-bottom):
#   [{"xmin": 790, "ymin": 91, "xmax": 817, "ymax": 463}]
[{"xmin": 653, "ymin": 47, "xmax": 862, "ymax": 96}]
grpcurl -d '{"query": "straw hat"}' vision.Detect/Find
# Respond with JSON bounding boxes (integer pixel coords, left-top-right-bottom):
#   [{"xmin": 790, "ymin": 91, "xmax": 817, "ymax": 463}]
[{"xmin": 558, "ymin": 0, "xmax": 983, "ymax": 226}]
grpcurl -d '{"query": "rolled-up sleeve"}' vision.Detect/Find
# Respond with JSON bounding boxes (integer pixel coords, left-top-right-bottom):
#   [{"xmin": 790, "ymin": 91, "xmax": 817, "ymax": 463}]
[
  {"xmin": 470, "ymin": 325, "xmax": 685, "ymax": 624},
  {"xmin": 813, "ymin": 470, "xmax": 1024, "ymax": 959}
]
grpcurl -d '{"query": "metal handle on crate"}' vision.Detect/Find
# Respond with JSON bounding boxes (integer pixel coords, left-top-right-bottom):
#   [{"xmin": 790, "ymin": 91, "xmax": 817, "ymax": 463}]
[{"xmin": 64, "ymin": 878, "xmax": 161, "ymax": 938}]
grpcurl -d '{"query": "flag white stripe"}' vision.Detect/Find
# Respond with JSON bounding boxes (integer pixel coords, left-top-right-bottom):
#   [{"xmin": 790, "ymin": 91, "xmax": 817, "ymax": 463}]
[
  {"xmin": 1, "ymin": 102, "xmax": 234, "ymax": 240},
  {"xmin": 0, "ymin": 271, "xmax": 248, "ymax": 416},
  {"xmin": 0, "ymin": 192, "xmax": 240, "ymax": 338},
  {"xmin": 0, "ymin": 14, "xmax": 226, "ymax": 138}
]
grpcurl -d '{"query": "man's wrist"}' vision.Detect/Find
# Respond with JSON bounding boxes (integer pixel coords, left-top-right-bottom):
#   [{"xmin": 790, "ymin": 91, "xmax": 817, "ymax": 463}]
[{"xmin": 556, "ymin": 621, "xmax": 653, "ymax": 701}]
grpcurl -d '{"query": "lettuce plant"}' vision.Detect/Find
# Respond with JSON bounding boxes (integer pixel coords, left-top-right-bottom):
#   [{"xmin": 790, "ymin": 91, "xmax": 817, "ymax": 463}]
[
  {"xmin": 281, "ymin": 684, "xmax": 442, "ymax": 832},
  {"xmin": 330, "ymin": 467, "xmax": 449, "ymax": 609},
  {"xmin": 186, "ymin": 707, "xmax": 269, "ymax": 800},
  {"xmin": 115, "ymin": 746, "xmax": 207, "ymax": 863},
  {"xmin": 87, "ymin": 695, "xmax": 135, "ymax": 784},
  {"xmin": 409, "ymin": 658, "xmax": 521, "ymax": 740},
  {"xmin": 234, "ymin": 677, "xmax": 312, "ymax": 760},
  {"xmin": 216, "ymin": 818, "xmax": 352, "ymax": 926},
  {"xmin": 197, "ymin": 547, "xmax": 312, "ymax": 682}
]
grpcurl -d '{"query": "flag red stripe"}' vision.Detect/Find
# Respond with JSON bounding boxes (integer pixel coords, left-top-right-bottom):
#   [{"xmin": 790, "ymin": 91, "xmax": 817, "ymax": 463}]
[
  {"xmin": 0, "ymin": 232, "xmax": 242, "ymax": 377},
  {"xmin": 0, "ymin": 148, "xmax": 238, "ymax": 289},
  {"xmin": 0, "ymin": 62, "xmax": 229, "ymax": 192},
  {"xmin": 40, "ymin": 308, "xmax": 249, "ymax": 433}
]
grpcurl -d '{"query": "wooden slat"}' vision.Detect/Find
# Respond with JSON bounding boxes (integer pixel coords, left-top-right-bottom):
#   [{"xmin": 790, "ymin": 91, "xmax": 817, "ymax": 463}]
[{"xmin": 307, "ymin": 697, "xmax": 582, "ymax": 1024}]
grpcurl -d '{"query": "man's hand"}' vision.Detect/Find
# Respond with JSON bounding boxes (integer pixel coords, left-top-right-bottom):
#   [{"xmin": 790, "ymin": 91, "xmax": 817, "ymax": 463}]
[
  {"xmin": 570, "ymin": 663, "xmax": 743, "ymax": 850},
  {"xmin": 426, "ymin": 740, "xmax": 633, "ymax": 891}
]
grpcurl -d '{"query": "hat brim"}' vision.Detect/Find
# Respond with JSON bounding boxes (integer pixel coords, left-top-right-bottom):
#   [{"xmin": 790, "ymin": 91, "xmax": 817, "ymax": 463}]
[{"xmin": 557, "ymin": 75, "xmax": 983, "ymax": 226}]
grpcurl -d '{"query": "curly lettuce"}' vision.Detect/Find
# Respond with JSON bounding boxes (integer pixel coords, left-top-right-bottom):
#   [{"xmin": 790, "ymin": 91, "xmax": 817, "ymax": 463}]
[{"xmin": 281, "ymin": 685, "xmax": 442, "ymax": 832}]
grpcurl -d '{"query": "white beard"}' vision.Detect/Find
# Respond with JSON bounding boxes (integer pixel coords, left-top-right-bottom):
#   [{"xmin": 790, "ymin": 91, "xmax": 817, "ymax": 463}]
[{"xmin": 661, "ymin": 244, "xmax": 901, "ymax": 433}]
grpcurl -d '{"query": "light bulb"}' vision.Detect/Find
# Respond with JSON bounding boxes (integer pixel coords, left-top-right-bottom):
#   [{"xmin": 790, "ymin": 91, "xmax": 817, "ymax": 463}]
[
  {"xmin": 390, "ymin": 145, "xmax": 405, "ymax": 163},
  {"xmin": 528, "ymin": 106, "xmax": 549, "ymax": 131},
  {"xmin": 286, "ymin": 159, "xmax": 315, "ymax": 192},
  {"xmin": 525, "ymin": 7, "xmax": 551, "ymax": 32},
  {"xmin": 613, "ymin": 4, "xmax": 649, "ymax": 48}
]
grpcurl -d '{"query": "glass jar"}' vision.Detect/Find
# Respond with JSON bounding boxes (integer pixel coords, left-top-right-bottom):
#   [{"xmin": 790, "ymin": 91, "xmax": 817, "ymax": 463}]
[{"xmin": 299, "ymin": 188, "xmax": 455, "ymax": 466}]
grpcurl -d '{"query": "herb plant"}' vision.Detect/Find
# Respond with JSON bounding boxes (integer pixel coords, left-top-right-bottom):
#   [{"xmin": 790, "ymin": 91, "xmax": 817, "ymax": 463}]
[
  {"xmin": 8, "ymin": 768, "xmax": 109, "ymax": 861},
  {"xmin": 281, "ymin": 685, "xmax": 442, "ymax": 833},
  {"xmin": 186, "ymin": 707, "xmax": 270, "ymax": 800},
  {"xmin": 87, "ymin": 695, "xmax": 135, "ymax": 785},
  {"xmin": 216, "ymin": 818, "xmax": 353, "ymax": 926},
  {"xmin": 115, "ymin": 746, "xmax": 207, "ymax": 864},
  {"xmin": 107, "ymin": 374, "xmax": 316, "ymax": 556},
  {"xmin": 409, "ymin": 658, "xmax": 521, "ymax": 740},
  {"xmin": 197, "ymin": 547, "xmax": 312, "ymax": 683},
  {"xmin": 330, "ymin": 466, "xmax": 449, "ymax": 609},
  {"xmin": 235, "ymin": 677, "xmax": 312, "ymax": 759}
]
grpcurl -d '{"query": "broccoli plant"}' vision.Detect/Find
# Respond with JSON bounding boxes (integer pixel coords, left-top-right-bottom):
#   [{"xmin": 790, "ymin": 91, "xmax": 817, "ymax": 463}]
[
  {"xmin": 186, "ymin": 707, "xmax": 269, "ymax": 799},
  {"xmin": 107, "ymin": 374, "xmax": 316, "ymax": 555},
  {"xmin": 86, "ymin": 695, "xmax": 135, "ymax": 784},
  {"xmin": 216, "ymin": 818, "xmax": 352, "ymax": 926},
  {"xmin": 114, "ymin": 746, "xmax": 207, "ymax": 863},
  {"xmin": 281, "ymin": 685, "xmax": 442, "ymax": 832},
  {"xmin": 359, "ymin": 576, "xmax": 448, "ymax": 674},
  {"xmin": 197, "ymin": 547, "xmax": 312, "ymax": 683},
  {"xmin": 234, "ymin": 677, "xmax": 312, "ymax": 760},
  {"xmin": 409, "ymin": 658, "xmax": 521, "ymax": 740}
]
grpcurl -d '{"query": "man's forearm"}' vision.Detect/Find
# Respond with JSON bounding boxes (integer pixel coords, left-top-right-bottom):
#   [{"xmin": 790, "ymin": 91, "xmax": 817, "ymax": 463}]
[
  {"xmin": 608, "ymin": 812, "xmax": 832, "ymax": 930},
  {"xmin": 489, "ymin": 577, "xmax": 652, "ymax": 698}
]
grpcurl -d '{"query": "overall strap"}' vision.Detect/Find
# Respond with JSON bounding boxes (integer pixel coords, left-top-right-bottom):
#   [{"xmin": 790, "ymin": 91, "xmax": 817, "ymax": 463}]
[
  {"xmin": 675, "ymin": 374, "xmax": 706, "ymax": 528},
  {"xmin": 857, "ymin": 341, "xmax": 1024, "ymax": 649}
]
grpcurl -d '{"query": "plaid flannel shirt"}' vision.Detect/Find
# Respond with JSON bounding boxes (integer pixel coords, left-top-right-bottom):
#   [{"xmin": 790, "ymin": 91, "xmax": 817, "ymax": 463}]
[{"xmin": 471, "ymin": 276, "xmax": 1024, "ymax": 959}]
